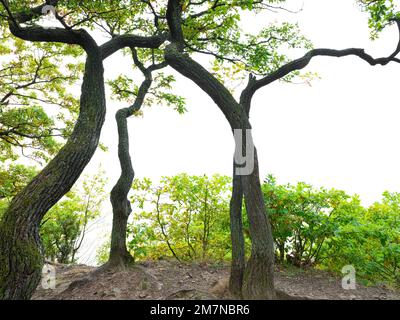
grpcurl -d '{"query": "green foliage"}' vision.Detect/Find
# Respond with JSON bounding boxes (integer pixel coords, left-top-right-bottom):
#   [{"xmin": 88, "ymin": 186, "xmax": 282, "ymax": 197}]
[
  {"xmin": 210, "ymin": 22, "xmax": 313, "ymax": 79},
  {"xmin": 96, "ymin": 240, "xmax": 110, "ymax": 265},
  {"xmin": 0, "ymin": 164, "xmax": 37, "ymax": 199},
  {"xmin": 41, "ymin": 170, "xmax": 107, "ymax": 264},
  {"xmin": 0, "ymin": 200, "xmax": 7, "ymax": 219},
  {"xmin": 178, "ymin": 1, "xmax": 314, "ymax": 85},
  {"xmin": 0, "ymin": 106, "xmax": 60, "ymax": 162},
  {"xmin": 0, "ymin": 31, "xmax": 82, "ymax": 162},
  {"xmin": 262, "ymin": 174, "xmax": 350, "ymax": 266},
  {"xmin": 41, "ymin": 195, "xmax": 84, "ymax": 264},
  {"xmin": 107, "ymin": 70, "xmax": 187, "ymax": 114},
  {"xmin": 323, "ymin": 191, "xmax": 400, "ymax": 287},
  {"xmin": 0, "ymin": 163, "xmax": 38, "ymax": 223},
  {"xmin": 262, "ymin": 175, "xmax": 400, "ymax": 287},
  {"xmin": 128, "ymin": 174, "xmax": 233, "ymax": 262},
  {"xmin": 360, "ymin": 0, "xmax": 399, "ymax": 38},
  {"xmin": 96, "ymin": 172, "xmax": 400, "ymax": 287}
]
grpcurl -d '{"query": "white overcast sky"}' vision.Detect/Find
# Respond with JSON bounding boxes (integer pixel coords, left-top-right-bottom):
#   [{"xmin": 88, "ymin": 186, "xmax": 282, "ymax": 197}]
[{"xmin": 75, "ymin": 0, "xmax": 400, "ymax": 264}]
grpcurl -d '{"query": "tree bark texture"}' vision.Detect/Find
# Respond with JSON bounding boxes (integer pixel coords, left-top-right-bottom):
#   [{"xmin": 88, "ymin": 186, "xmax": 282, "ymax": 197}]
[
  {"xmin": 0, "ymin": 47, "xmax": 106, "ymax": 300},
  {"xmin": 105, "ymin": 52, "xmax": 164, "ymax": 269},
  {"xmin": 229, "ymin": 171, "xmax": 245, "ymax": 298}
]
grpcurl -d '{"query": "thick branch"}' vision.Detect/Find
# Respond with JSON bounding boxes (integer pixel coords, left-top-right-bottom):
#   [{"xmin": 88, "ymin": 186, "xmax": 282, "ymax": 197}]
[
  {"xmin": 257, "ymin": 47, "xmax": 400, "ymax": 88},
  {"xmin": 165, "ymin": 0, "xmax": 246, "ymax": 128},
  {"xmin": 8, "ymin": 23, "xmax": 95, "ymax": 51},
  {"xmin": 165, "ymin": 43, "xmax": 243, "ymax": 129},
  {"xmin": 3, "ymin": 2, "xmax": 102, "ymax": 54},
  {"xmin": 100, "ymin": 33, "xmax": 168, "ymax": 60},
  {"xmin": 166, "ymin": 0, "xmax": 185, "ymax": 49},
  {"xmin": 241, "ymin": 19, "xmax": 400, "ymax": 109},
  {"xmin": 13, "ymin": 1, "xmax": 60, "ymax": 23},
  {"xmin": 1, "ymin": 1, "xmax": 87, "ymax": 48},
  {"xmin": 3, "ymin": 1, "xmax": 168, "ymax": 59}
]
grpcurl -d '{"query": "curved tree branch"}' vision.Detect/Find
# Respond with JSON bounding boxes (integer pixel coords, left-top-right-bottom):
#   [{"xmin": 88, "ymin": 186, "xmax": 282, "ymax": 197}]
[
  {"xmin": 7, "ymin": 22, "xmax": 96, "ymax": 52},
  {"xmin": 0, "ymin": 1, "xmax": 88, "ymax": 47},
  {"xmin": 240, "ymin": 19, "xmax": 400, "ymax": 110},
  {"xmin": 100, "ymin": 33, "xmax": 169, "ymax": 60},
  {"xmin": 1, "ymin": 0, "xmax": 168, "ymax": 57}
]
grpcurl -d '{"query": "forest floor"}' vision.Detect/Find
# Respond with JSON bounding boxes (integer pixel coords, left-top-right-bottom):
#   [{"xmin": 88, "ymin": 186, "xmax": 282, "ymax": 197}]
[{"xmin": 33, "ymin": 260, "xmax": 400, "ymax": 300}]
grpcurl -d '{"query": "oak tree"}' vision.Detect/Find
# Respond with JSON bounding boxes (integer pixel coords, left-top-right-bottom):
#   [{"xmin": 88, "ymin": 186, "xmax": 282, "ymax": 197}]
[{"xmin": 0, "ymin": 0, "xmax": 165, "ymax": 299}]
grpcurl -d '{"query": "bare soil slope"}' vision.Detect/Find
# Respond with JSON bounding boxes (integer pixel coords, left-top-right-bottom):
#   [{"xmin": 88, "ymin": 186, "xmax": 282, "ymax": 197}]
[{"xmin": 33, "ymin": 260, "xmax": 400, "ymax": 300}]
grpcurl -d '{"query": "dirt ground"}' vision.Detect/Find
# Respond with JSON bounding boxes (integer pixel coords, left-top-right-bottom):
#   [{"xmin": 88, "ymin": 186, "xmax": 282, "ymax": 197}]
[{"xmin": 32, "ymin": 260, "xmax": 400, "ymax": 300}]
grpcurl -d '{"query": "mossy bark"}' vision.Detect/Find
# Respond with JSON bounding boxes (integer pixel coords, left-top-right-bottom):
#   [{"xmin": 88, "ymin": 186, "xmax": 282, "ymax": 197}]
[
  {"xmin": 0, "ymin": 220, "xmax": 43, "ymax": 300},
  {"xmin": 107, "ymin": 208, "xmax": 135, "ymax": 269},
  {"xmin": 0, "ymin": 46, "xmax": 106, "ymax": 300}
]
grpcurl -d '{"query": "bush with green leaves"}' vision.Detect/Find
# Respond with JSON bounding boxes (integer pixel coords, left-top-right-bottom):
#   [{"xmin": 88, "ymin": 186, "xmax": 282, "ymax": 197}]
[
  {"xmin": 127, "ymin": 174, "xmax": 233, "ymax": 262},
  {"xmin": 323, "ymin": 191, "xmax": 400, "ymax": 286},
  {"xmin": 0, "ymin": 164, "xmax": 38, "ymax": 200},
  {"xmin": 262, "ymin": 174, "xmax": 350, "ymax": 266},
  {"xmin": 262, "ymin": 175, "xmax": 400, "ymax": 287}
]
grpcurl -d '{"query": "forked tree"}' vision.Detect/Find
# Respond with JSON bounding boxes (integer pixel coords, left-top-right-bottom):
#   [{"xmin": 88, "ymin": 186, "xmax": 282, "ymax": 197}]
[
  {"xmin": 163, "ymin": 0, "xmax": 400, "ymax": 298},
  {"xmin": 0, "ymin": 0, "xmax": 166, "ymax": 299},
  {"xmin": 0, "ymin": 0, "xmax": 399, "ymax": 300}
]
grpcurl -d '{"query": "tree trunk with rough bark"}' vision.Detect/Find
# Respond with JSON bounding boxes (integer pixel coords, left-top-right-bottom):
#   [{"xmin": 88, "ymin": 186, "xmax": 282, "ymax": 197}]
[
  {"xmin": 106, "ymin": 108, "xmax": 136, "ymax": 269},
  {"xmin": 230, "ymin": 122, "xmax": 276, "ymax": 299},
  {"xmin": 229, "ymin": 171, "xmax": 245, "ymax": 298},
  {"xmin": 0, "ymin": 48, "xmax": 106, "ymax": 300},
  {"xmin": 103, "ymin": 56, "xmax": 159, "ymax": 269},
  {"xmin": 241, "ymin": 148, "xmax": 276, "ymax": 299}
]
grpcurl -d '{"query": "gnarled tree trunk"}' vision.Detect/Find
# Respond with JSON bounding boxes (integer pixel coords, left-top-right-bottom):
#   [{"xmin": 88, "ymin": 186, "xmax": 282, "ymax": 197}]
[
  {"xmin": 164, "ymin": 43, "xmax": 276, "ymax": 299},
  {"xmin": 106, "ymin": 107, "xmax": 137, "ymax": 269},
  {"xmin": 241, "ymin": 147, "xmax": 275, "ymax": 299},
  {"xmin": 230, "ymin": 122, "xmax": 275, "ymax": 299},
  {"xmin": 103, "ymin": 52, "xmax": 163, "ymax": 269},
  {"xmin": 229, "ymin": 171, "xmax": 245, "ymax": 298},
  {"xmin": 0, "ymin": 48, "xmax": 106, "ymax": 300}
]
